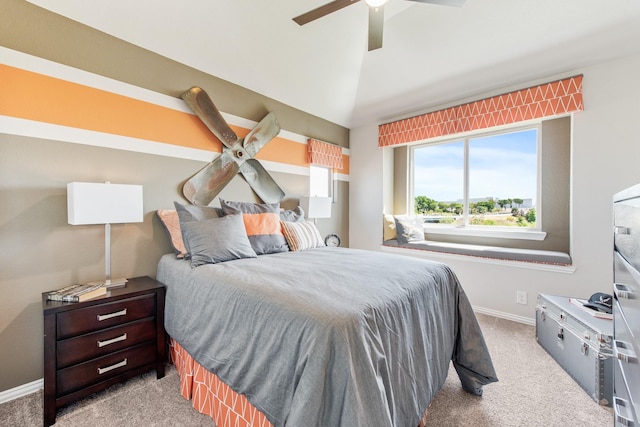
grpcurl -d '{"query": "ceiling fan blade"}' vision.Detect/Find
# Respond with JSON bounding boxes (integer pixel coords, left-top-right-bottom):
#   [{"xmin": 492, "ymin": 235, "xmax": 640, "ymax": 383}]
[
  {"xmin": 243, "ymin": 112, "xmax": 281, "ymax": 158},
  {"xmin": 293, "ymin": 0, "xmax": 361, "ymax": 26},
  {"xmin": 368, "ymin": 6, "xmax": 384, "ymax": 51},
  {"xmin": 183, "ymin": 151, "xmax": 239, "ymax": 206},
  {"xmin": 406, "ymin": 0, "xmax": 466, "ymax": 7},
  {"xmin": 181, "ymin": 87, "xmax": 239, "ymax": 148},
  {"xmin": 239, "ymin": 159, "xmax": 285, "ymax": 204}
]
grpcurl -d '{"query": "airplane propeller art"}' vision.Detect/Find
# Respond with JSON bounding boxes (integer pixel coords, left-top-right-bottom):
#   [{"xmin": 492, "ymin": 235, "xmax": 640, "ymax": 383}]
[{"xmin": 180, "ymin": 87, "xmax": 285, "ymax": 206}]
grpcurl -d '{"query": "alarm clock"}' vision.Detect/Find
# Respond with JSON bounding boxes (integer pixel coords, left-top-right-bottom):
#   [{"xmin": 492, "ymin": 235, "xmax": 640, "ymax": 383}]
[{"xmin": 324, "ymin": 234, "xmax": 341, "ymax": 247}]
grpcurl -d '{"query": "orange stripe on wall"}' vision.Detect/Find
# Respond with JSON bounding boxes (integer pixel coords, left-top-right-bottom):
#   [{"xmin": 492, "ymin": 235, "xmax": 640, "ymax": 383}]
[
  {"xmin": 0, "ymin": 64, "xmax": 221, "ymax": 152},
  {"xmin": 0, "ymin": 63, "xmax": 350, "ymax": 174},
  {"xmin": 256, "ymin": 137, "xmax": 350, "ymax": 174},
  {"xmin": 255, "ymin": 136, "xmax": 307, "ymax": 167}
]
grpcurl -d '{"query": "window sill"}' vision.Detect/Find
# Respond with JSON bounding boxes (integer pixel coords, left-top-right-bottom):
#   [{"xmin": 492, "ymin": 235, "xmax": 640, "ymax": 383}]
[
  {"xmin": 423, "ymin": 226, "xmax": 546, "ymax": 241},
  {"xmin": 381, "ymin": 241, "xmax": 574, "ymax": 273}
]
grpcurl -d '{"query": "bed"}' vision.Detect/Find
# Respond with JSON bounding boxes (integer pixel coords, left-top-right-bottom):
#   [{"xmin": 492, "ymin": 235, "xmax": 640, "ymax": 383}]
[{"xmin": 157, "ymin": 242, "xmax": 497, "ymax": 426}]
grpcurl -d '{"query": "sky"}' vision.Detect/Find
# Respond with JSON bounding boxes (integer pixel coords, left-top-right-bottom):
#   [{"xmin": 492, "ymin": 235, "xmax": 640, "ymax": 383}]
[{"xmin": 413, "ymin": 128, "xmax": 538, "ymax": 205}]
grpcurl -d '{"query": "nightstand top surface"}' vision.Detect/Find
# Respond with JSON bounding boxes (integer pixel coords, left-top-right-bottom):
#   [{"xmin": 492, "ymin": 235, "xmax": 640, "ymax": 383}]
[{"xmin": 42, "ymin": 276, "xmax": 164, "ymax": 314}]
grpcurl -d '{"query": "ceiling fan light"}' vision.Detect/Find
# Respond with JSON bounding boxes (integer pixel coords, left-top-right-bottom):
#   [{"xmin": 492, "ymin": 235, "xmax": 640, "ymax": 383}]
[{"xmin": 365, "ymin": 0, "xmax": 388, "ymax": 7}]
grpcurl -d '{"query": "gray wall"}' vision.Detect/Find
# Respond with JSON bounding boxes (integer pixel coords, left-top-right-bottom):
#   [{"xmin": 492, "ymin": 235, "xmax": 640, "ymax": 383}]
[{"xmin": 0, "ymin": 0, "xmax": 349, "ymax": 392}]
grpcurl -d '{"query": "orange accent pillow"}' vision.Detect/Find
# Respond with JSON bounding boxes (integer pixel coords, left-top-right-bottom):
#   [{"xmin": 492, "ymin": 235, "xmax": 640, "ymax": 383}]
[
  {"xmin": 219, "ymin": 199, "xmax": 289, "ymax": 255},
  {"xmin": 157, "ymin": 210, "xmax": 187, "ymax": 258}
]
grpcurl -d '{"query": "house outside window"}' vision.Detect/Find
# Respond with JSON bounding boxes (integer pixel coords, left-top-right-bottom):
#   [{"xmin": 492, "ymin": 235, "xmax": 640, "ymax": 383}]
[{"xmin": 410, "ymin": 126, "xmax": 540, "ymax": 235}]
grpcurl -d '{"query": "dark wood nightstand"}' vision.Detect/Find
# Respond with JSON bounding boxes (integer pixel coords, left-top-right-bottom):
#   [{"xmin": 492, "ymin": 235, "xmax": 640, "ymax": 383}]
[{"xmin": 42, "ymin": 276, "xmax": 166, "ymax": 426}]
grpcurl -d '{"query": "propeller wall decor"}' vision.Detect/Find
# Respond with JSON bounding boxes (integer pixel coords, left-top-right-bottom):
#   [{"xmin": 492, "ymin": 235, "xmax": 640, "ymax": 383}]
[
  {"xmin": 293, "ymin": 0, "xmax": 466, "ymax": 51},
  {"xmin": 181, "ymin": 87, "xmax": 285, "ymax": 206}
]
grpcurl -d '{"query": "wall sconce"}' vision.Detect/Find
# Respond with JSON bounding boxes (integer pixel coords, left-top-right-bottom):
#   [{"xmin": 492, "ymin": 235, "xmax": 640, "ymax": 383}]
[
  {"xmin": 67, "ymin": 182, "xmax": 143, "ymax": 288},
  {"xmin": 300, "ymin": 196, "xmax": 332, "ymax": 223}
]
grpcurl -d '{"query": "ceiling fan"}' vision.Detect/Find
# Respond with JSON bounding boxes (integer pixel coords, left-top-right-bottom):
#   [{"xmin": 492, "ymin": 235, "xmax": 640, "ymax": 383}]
[{"xmin": 293, "ymin": 0, "xmax": 466, "ymax": 51}]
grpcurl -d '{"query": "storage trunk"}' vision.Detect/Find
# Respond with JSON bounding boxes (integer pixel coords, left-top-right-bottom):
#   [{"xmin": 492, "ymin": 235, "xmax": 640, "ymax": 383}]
[{"xmin": 535, "ymin": 293, "xmax": 614, "ymax": 406}]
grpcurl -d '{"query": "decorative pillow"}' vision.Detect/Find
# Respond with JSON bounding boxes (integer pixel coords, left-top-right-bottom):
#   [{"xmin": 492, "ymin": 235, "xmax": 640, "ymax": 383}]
[
  {"xmin": 173, "ymin": 202, "xmax": 225, "ymax": 259},
  {"xmin": 281, "ymin": 221, "xmax": 326, "ymax": 252},
  {"xmin": 383, "ymin": 213, "xmax": 397, "ymax": 241},
  {"xmin": 280, "ymin": 206, "xmax": 305, "ymax": 222},
  {"xmin": 174, "ymin": 201, "xmax": 224, "ymax": 223},
  {"xmin": 180, "ymin": 214, "xmax": 257, "ymax": 267},
  {"xmin": 394, "ymin": 216, "xmax": 425, "ymax": 244},
  {"xmin": 220, "ymin": 199, "xmax": 289, "ymax": 255},
  {"xmin": 157, "ymin": 210, "xmax": 187, "ymax": 258}
]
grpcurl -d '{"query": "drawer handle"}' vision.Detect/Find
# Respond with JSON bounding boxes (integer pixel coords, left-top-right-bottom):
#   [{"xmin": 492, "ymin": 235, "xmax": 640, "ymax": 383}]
[
  {"xmin": 97, "ymin": 308, "xmax": 127, "ymax": 322},
  {"xmin": 97, "ymin": 358, "xmax": 127, "ymax": 375},
  {"xmin": 614, "ymin": 396, "xmax": 636, "ymax": 426},
  {"xmin": 615, "ymin": 340, "xmax": 639, "ymax": 364},
  {"xmin": 614, "ymin": 283, "xmax": 635, "ymax": 300},
  {"xmin": 614, "ymin": 226, "xmax": 630, "ymax": 235},
  {"xmin": 97, "ymin": 333, "xmax": 127, "ymax": 348}
]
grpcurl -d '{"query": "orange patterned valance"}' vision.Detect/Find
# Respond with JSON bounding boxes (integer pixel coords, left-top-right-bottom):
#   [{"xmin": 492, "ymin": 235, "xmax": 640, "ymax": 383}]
[
  {"xmin": 307, "ymin": 139, "xmax": 344, "ymax": 169},
  {"xmin": 378, "ymin": 75, "xmax": 583, "ymax": 147}
]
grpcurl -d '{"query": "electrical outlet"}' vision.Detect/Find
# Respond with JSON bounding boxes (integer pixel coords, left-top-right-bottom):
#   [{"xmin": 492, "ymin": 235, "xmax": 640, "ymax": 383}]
[{"xmin": 516, "ymin": 291, "xmax": 528, "ymax": 305}]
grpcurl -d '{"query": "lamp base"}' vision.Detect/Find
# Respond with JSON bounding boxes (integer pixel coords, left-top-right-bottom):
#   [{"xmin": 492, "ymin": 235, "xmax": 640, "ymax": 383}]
[{"xmin": 86, "ymin": 278, "xmax": 128, "ymax": 289}]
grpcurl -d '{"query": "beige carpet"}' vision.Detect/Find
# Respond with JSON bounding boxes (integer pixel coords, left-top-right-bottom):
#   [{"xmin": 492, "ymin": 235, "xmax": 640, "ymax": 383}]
[{"xmin": 0, "ymin": 314, "xmax": 613, "ymax": 426}]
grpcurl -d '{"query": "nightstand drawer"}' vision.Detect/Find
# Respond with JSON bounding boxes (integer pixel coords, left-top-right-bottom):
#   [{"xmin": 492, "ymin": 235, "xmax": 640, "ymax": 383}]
[
  {"xmin": 57, "ymin": 294, "xmax": 156, "ymax": 339},
  {"xmin": 56, "ymin": 342, "xmax": 156, "ymax": 396},
  {"xmin": 57, "ymin": 318, "xmax": 156, "ymax": 369}
]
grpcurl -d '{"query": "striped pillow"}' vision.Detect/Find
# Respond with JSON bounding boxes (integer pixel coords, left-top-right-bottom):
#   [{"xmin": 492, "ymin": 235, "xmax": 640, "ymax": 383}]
[
  {"xmin": 281, "ymin": 221, "xmax": 326, "ymax": 252},
  {"xmin": 219, "ymin": 199, "xmax": 289, "ymax": 255}
]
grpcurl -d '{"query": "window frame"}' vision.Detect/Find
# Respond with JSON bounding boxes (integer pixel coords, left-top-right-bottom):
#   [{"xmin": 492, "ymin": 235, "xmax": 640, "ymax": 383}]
[
  {"xmin": 408, "ymin": 123, "xmax": 545, "ymax": 241},
  {"xmin": 309, "ymin": 164, "xmax": 334, "ymax": 200}
]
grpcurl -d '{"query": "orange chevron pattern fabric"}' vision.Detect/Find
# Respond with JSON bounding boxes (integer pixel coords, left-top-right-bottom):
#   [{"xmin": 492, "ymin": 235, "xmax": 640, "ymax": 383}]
[
  {"xmin": 169, "ymin": 338, "xmax": 431, "ymax": 425},
  {"xmin": 169, "ymin": 339, "xmax": 274, "ymax": 427},
  {"xmin": 378, "ymin": 75, "xmax": 583, "ymax": 147},
  {"xmin": 307, "ymin": 139, "xmax": 344, "ymax": 169}
]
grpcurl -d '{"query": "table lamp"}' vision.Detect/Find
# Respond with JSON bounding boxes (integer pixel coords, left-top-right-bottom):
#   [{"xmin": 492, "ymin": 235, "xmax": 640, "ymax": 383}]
[{"xmin": 67, "ymin": 181, "xmax": 143, "ymax": 288}]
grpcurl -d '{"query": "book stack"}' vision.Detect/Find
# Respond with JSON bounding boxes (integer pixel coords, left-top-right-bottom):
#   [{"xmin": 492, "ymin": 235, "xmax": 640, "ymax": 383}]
[{"xmin": 47, "ymin": 283, "xmax": 107, "ymax": 302}]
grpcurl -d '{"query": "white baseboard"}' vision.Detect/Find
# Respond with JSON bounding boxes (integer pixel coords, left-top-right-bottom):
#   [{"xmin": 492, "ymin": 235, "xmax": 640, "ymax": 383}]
[
  {"xmin": 0, "ymin": 378, "xmax": 42, "ymax": 404},
  {"xmin": 473, "ymin": 305, "xmax": 536, "ymax": 326}
]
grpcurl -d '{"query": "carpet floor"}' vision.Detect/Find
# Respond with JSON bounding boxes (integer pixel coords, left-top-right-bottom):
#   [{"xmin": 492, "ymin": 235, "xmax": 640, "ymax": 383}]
[{"xmin": 0, "ymin": 313, "xmax": 613, "ymax": 426}]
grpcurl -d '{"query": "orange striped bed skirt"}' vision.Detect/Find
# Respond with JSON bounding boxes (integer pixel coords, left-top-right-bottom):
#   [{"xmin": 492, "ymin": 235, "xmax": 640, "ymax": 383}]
[{"xmin": 169, "ymin": 337, "xmax": 429, "ymax": 427}]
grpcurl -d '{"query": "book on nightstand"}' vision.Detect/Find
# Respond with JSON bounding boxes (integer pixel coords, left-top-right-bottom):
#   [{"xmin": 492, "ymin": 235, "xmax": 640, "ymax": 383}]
[{"xmin": 46, "ymin": 283, "xmax": 107, "ymax": 302}]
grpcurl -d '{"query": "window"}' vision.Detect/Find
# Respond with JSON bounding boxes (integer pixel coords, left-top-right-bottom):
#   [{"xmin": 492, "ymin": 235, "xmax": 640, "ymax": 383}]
[
  {"xmin": 411, "ymin": 126, "xmax": 540, "ymax": 233},
  {"xmin": 309, "ymin": 165, "xmax": 332, "ymax": 198}
]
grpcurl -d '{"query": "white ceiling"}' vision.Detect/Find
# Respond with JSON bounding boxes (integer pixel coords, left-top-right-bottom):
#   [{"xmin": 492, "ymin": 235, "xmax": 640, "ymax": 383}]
[{"xmin": 27, "ymin": 0, "xmax": 640, "ymax": 128}]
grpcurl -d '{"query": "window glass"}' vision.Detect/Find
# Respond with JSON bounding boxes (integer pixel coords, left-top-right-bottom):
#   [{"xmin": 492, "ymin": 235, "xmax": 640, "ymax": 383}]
[
  {"xmin": 413, "ymin": 141, "xmax": 464, "ymax": 225},
  {"xmin": 468, "ymin": 129, "xmax": 538, "ymax": 227},
  {"xmin": 309, "ymin": 165, "xmax": 331, "ymax": 197},
  {"xmin": 412, "ymin": 127, "xmax": 539, "ymax": 229}
]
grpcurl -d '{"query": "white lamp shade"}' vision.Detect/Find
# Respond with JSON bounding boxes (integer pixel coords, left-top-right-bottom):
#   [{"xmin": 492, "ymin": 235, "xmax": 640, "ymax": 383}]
[
  {"xmin": 67, "ymin": 182, "xmax": 143, "ymax": 225},
  {"xmin": 300, "ymin": 196, "xmax": 332, "ymax": 219}
]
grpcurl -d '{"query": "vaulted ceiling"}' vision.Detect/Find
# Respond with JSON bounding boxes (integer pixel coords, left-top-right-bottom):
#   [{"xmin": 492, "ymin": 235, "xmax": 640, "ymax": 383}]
[{"xmin": 27, "ymin": 0, "xmax": 640, "ymax": 128}]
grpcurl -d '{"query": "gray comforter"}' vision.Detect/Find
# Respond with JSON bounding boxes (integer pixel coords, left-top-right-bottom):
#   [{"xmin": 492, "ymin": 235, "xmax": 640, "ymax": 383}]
[{"xmin": 157, "ymin": 247, "xmax": 497, "ymax": 427}]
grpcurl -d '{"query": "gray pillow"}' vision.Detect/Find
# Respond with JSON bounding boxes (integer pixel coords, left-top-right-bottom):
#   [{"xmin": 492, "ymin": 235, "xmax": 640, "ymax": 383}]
[
  {"xmin": 180, "ymin": 214, "xmax": 257, "ymax": 267},
  {"xmin": 279, "ymin": 206, "xmax": 305, "ymax": 222},
  {"xmin": 394, "ymin": 216, "xmax": 425, "ymax": 244},
  {"xmin": 174, "ymin": 201, "xmax": 223, "ymax": 223},
  {"xmin": 219, "ymin": 199, "xmax": 289, "ymax": 255},
  {"xmin": 174, "ymin": 201, "xmax": 225, "ymax": 259}
]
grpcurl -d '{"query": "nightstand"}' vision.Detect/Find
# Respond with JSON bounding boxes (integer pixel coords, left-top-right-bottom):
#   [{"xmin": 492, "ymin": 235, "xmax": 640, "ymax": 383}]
[{"xmin": 42, "ymin": 276, "xmax": 166, "ymax": 426}]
